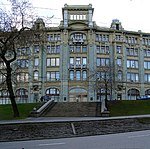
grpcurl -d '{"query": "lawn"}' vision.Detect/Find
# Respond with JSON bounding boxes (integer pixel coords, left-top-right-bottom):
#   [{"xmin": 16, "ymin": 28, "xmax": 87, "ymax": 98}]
[
  {"xmin": 1, "ymin": 100, "xmax": 150, "ymax": 120},
  {"xmin": 0, "ymin": 103, "xmax": 41, "ymax": 120},
  {"xmin": 108, "ymin": 100, "xmax": 150, "ymax": 116}
]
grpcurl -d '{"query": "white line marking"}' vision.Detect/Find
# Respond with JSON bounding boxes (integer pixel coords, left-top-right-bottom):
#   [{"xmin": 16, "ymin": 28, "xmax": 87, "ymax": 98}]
[
  {"xmin": 39, "ymin": 142, "xmax": 66, "ymax": 146},
  {"xmin": 128, "ymin": 134, "xmax": 150, "ymax": 138}
]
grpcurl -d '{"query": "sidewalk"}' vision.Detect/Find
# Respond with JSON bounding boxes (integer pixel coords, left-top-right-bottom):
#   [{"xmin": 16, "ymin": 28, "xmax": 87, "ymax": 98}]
[{"xmin": 1, "ymin": 114, "xmax": 150, "ymax": 125}]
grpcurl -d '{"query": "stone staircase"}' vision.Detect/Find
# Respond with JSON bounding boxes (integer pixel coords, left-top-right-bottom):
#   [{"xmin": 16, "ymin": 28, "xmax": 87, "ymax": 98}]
[{"xmin": 43, "ymin": 102, "xmax": 101, "ymax": 117}]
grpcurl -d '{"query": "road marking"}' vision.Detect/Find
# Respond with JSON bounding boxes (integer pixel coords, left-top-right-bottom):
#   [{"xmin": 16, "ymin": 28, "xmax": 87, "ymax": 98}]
[
  {"xmin": 128, "ymin": 134, "xmax": 150, "ymax": 138},
  {"xmin": 39, "ymin": 142, "xmax": 66, "ymax": 146}
]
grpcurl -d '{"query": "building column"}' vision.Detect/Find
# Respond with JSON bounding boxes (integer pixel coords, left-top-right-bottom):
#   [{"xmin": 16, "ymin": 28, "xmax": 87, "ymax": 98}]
[{"xmin": 60, "ymin": 30, "xmax": 69, "ymax": 102}]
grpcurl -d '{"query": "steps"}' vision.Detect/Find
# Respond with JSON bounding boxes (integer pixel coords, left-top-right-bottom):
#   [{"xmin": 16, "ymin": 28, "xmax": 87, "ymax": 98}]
[{"xmin": 44, "ymin": 102, "xmax": 101, "ymax": 117}]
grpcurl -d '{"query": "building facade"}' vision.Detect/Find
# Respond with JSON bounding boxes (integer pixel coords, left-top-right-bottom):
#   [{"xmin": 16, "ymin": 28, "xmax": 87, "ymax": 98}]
[{"xmin": 0, "ymin": 4, "xmax": 150, "ymax": 104}]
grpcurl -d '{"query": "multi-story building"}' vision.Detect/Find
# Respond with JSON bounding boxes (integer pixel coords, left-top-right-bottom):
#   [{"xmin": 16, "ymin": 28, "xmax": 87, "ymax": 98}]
[{"xmin": 0, "ymin": 4, "xmax": 150, "ymax": 104}]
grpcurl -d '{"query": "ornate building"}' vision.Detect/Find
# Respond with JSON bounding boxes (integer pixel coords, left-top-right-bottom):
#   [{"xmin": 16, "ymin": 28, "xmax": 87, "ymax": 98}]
[{"xmin": 0, "ymin": 4, "xmax": 150, "ymax": 104}]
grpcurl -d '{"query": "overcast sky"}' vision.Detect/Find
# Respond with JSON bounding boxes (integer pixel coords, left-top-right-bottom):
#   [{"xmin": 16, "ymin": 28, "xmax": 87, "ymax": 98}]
[{"xmin": 1, "ymin": 0, "xmax": 150, "ymax": 33}]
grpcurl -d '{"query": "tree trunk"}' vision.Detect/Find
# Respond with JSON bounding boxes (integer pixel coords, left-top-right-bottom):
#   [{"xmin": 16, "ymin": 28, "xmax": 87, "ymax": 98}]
[
  {"xmin": 105, "ymin": 82, "xmax": 108, "ymax": 110},
  {"xmin": 6, "ymin": 63, "xmax": 19, "ymax": 117}
]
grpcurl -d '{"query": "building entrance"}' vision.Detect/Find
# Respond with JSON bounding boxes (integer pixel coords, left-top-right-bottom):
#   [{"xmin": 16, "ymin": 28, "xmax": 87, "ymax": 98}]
[{"xmin": 69, "ymin": 88, "xmax": 87, "ymax": 102}]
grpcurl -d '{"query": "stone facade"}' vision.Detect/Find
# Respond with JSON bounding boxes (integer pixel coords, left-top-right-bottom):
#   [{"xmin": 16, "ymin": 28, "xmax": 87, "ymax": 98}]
[{"xmin": 1, "ymin": 4, "xmax": 150, "ymax": 104}]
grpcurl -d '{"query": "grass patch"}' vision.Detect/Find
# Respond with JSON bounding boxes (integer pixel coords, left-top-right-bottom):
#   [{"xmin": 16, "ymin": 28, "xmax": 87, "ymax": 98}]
[
  {"xmin": 108, "ymin": 100, "xmax": 150, "ymax": 116},
  {"xmin": 0, "ymin": 103, "xmax": 41, "ymax": 120}
]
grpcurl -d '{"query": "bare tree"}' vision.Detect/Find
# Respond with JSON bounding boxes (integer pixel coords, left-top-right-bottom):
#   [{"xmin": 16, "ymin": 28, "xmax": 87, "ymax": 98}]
[
  {"xmin": 88, "ymin": 61, "xmax": 116, "ymax": 111},
  {"xmin": 0, "ymin": 0, "xmax": 33, "ymax": 117},
  {"xmin": 95, "ymin": 66, "xmax": 113, "ymax": 110}
]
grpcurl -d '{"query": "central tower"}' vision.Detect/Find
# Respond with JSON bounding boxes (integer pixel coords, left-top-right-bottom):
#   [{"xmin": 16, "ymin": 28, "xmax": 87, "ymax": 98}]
[{"xmin": 62, "ymin": 4, "xmax": 94, "ymax": 28}]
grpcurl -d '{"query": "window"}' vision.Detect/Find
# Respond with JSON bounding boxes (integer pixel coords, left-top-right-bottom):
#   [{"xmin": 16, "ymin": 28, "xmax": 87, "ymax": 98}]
[
  {"xmin": 56, "ymin": 45, "xmax": 60, "ymax": 53},
  {"xmin": 118, "ymin": 71, "xmax": 122, "ymax": 81},
  {"xmin": 96, "ymin": 34, "xmax": 99, "ymax": 41},
  {"xmin": 70, "ymin": 46, "xmax": 74, "ymax": 52},
  {"xmin": 46, "ymin": 71, "xmax": 60, "ymax": 81},
  {"xmin": 46, "ymin": 88, "xmax": 59, "ymax": 95},
  {"xmin": 34, "ymin": 71, "xmax": 39, "ymax": 80},
  {"xmin": 51, "ymin": 45, "xmax": 55, "ymax": 53},
  {"xmin": 34, "ymin": 45, "xmax": 40, "ymax": 53},
  {"xmin": 50, "ymin": 72, "xmax": 55, "ymax": 81},
  {"xmin": 127, "ymin": 60, "xmax": 138, "ymax": 68},
  {"xmin": 58, "ymin": 34, "xmax": 61, "ymax": 40},
  {"xmin": 144, "ymin": 49, "xmax": 150, "ymax": 57},
  {"xmin": 34, "ymin": 58, "xmax": 39, "ymax": 66},
  {"xmin": 54, "ymin": 34, "xmax": 57, "ymax": 41},
  {"xmin": 127, "ymin": 73, "xmax": 139, "ymax": 82},
  {"xmin": 17, "ymin": 59, "xmax": 29, "ymax": 68},
  {"xmin": 51, "ymin": 58, "xmax": 55, "ymax": 66},
  {"xmin": 70, "ymin": 15, "xmax": 86, "ymax": 20},
  {"xmin": 97, "ymin": 58, "xmax": 110, "ymax": 66},
  {"xmin": 47, "ymin": 58, "xmax": 50, "ymax": 66},
  {"xmin": 76, "ymin": 58, "xmax": 81, "ymax": 65},
  {"xmin": 116, "ymin": 35, "xmax": 121, "ymax": 41},
  {"xmin": 144, "ymin": 61, "xmax": 150, "ymax": 69},
  {"xmin": 101, "ymin": 46, "xmax": 105, "ymax": 53},
  {"xmin": 47, "ymin": 45, "xmax": 60, "ymax": 54},
  {"xmin": 17, "ymin": 73, "xmax": 29, "ymax": 82},
  {"xmin": 0, "ymin": 74, "xmax": 6, "ymax": 83},
  {"xmin": 96, "ymin": 46, "xmax": 100, "ymax": 53},
  {"xmin": 76, "ymin": 46, "xmax": 80, "ymax": 52},
  {"xmin": 70, "ymin": 71, "xmax": 74, "ymax": 80},
  {"xmin": 116, "ymin": 46, "xmax": 121, "ymax": 54},
  {"xmin": 145, "ymin": 74, "xmax": 150, "ymax": 82},
  {"xmin": 117, "ymin": 58, "xmax": 122, "ymax": 66},
  {"xmin": 47, "ymin": 58, "xmax": 59, "ymax": 67},
  {"xmin": 82, "ymin": 46, "xmax": 87, "ymax": 52},
  {"xmin": 97, "ymin": 58, "xmax": 100, "ymax": 66},
  {"xmin": 47, "ymin": 46, "xmax": 50, "ymax": 53},
  {"xmin": 47, "ymin": 34, "xmax": 53, "ymax": 41},
  {"xmin": 70, "ymin": 58, "xmax": 74, "ymax": 64},
  {"xmin": 17, "ymin": 47, "xmax": 30, "ymax": 55},
  {"xmin": 82, "ymin": 58, "xmax": 87, "ymax": 65},
  {"xmin": 56, "ymin": 58, "xmax": 59, "ymax": 66},
  {"xmin": 96, "ymin": 34, "xmax": 109, "ymax": 42},
  {"xmin": 82, "ymin": 71, "xmax": 87, "ymax": 80},
  {"xmin": 76, "ymin": 71, "xmax": 81, "ymax": 80}
]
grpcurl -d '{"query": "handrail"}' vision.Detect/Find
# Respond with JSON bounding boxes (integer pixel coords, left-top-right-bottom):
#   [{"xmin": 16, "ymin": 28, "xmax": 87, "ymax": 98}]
[{"xmin": 30, "ymin": 100, "xmax": 54, "ymax": 117}]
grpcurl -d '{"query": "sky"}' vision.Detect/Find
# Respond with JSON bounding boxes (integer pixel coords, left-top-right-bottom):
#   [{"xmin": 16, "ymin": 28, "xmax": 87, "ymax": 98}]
[{"xmin": 1, "ymin": 0, "xmax": 150, "ymax": 33}]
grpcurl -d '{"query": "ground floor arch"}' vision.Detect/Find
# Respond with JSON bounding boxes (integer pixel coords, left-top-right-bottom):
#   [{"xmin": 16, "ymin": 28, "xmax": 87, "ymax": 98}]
[
  {"xmin": 145, "ymin": 89, "xmax": 150, "ymax": 95},
  {"xmin": 127, "ymin": 88, "xmax": 140, "ymax": 100},
  {"xmin": 69, "ymin": 88, "xmax": 87, "ymax": 102},
  {"xmin": 45, "ymin": 87, "xmax": 60, "ymax": 101},
  {"xmin": 0, "ymin": 90, "xmax": 10, "ymax": 104},
  {"xmin": 15, "ymin": 88, "xmax": 28, "ymax": 103}
]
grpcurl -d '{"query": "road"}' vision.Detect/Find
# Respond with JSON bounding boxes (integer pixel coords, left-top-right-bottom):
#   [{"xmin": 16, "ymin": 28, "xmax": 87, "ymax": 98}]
[{"xmin": 1, "ymin": 130, "xmax": 150, "ymax": 149}]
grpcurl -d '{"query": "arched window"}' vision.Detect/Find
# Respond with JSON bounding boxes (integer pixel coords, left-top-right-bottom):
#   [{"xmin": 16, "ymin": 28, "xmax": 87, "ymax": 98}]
[
  {"xmin": 0, "ymin": 74, "xmax": 6, "ymax": 83},
  {"xmin": 76, "ymin": 70, "xmax": 80, "ymax": 80},
  {"xmin": 70, "ymin": 71, "xmax": 74, "ymax": 80},
  {"xmin": 145, "ymin": 89, "xmax": 150, "ymax": 95},
  {"xmin": 82, "ymin": 70, "xmax": 87, "ymax": 80},
  {"xmin": 16, "ymin": 88, "xmax": 28, "ymax": 103},
  {"xmin": 118, "ymin": 71, "xmax": 122, "ymax": 81},
  {"xmin": 127, "ymin": 88, "xmax": 139, "ymax": 100},
  {"xmin": 45, "ymin": 88, "xmax": 60, "ymax": 101},
  {"xmin": 0, "ymin": 90, "xmax": 10, "ymax": 104}
]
